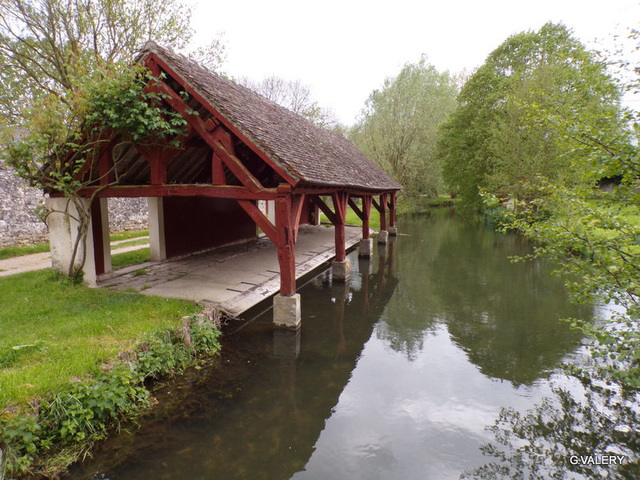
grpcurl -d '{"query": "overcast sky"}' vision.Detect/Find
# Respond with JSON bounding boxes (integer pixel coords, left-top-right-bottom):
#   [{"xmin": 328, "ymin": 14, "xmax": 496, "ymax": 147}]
[{"xmin": 187, "ymin": 0, "xmax": 640, "ymax": 125}]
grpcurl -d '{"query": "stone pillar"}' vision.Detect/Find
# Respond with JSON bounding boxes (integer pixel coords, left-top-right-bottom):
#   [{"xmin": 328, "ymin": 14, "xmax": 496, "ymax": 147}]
[
  {"xmin": 378, "ymin": 229, "xmax": 389, "ymax": 244},
  {"xmin": 273, "ymin": 293, "xmax": 302, "ymax": 329},
  {"xmin": 388, "ymin": 226, "xmax": 398, "ymax": 236},
  {"xmin": 332, "ymin": 259, "xmax": 350, "ymax": 282},
  {"xmin": 46, "ymin": 197, "xmax": 99, "ymax": 286},
  {"xmin": 358, "ymin": 237, "xmax": 373, "ymax": 257},
  {"xmin": 148, "ymin": 197, "xmax": 166, "ymax": 262}
]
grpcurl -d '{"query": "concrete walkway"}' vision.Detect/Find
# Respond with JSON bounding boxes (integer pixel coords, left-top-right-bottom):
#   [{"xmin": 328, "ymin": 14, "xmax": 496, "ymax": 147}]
[
  {"xmin": 0, "ymin": 237, "xmax": 150, "ymax": 277},
  {"xmin": 99, "ymin": 225, "xmax": 362, "ymax": 316}
]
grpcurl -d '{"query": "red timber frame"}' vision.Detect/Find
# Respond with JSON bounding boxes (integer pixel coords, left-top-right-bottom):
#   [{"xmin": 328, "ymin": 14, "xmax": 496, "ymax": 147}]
[{"xmin": 60, "ymin": 51, "xmax": 399, "ymax": 298}]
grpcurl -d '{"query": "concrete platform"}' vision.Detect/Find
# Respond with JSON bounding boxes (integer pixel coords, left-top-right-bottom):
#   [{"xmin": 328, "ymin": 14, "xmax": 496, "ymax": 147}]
[{"xmin": 98, "ymin": 225, "xmax": 362, "ymax": 317}]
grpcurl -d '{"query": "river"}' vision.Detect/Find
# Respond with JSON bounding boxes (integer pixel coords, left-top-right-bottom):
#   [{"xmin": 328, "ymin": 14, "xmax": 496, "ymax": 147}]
[{"xmin": 66, "ymin": 208, "xmax": 638, "ymax": 480}]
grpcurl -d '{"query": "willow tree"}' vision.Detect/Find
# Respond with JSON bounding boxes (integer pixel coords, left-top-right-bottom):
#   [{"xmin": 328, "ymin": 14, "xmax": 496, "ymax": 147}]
[
  {"xmin": 350, "ymin": 57, "xmax": 458, "ymax": 196},
  {"xmin": 438, "ymin": 23, "xmax": 622, "ymax": 210}
]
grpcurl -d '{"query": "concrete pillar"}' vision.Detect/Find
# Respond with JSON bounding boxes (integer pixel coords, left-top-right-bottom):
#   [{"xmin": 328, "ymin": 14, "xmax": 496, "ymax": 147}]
[
  {"xmin": 378, "ymin": 229, "xmax": 389, "ymax": 244},
  {"xmin": 273, "ymin": 293, "xmax": 302, "ymax": 329},
  {"xmin": 332, "ymin": 259, "xmax": 350, "ymax": 282},
  {"xmin": 388, "ymin": 226, "xmax": 398, "ymax": 236},
  {"xmin": 46, "ymin": 197, "xmax": 99, "ymax": 286},
  {"xmin": 358, "ymin": 237, "xmax": 373, "ymax": 258},
  {"xmin": 148, "ymin": 197, "xmax": 166, "ymax": 262}
]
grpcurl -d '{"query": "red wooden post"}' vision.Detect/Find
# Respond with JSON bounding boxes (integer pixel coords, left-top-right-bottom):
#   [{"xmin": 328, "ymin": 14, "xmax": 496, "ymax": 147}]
[
  {"xmin": 91, "ymin": 198, "xmax": 106, "ymax": 276},
  {"xmin": 362, "ymin": 196, "xmax": 372, "ymax": 240},
  {"xmin": 275, "ymin": 194, "xmax": 296, "ymax": 296},
  {"xmin": 389, "ymin": 192, "xmax": 397, "ymax": 229},
  {"xmin": 379, "ymin": 193, "xmax": 388, "ymax": 231},
  {"xmin": 332, "ymin": 192, "xmax": 348, "ymax": 262}
]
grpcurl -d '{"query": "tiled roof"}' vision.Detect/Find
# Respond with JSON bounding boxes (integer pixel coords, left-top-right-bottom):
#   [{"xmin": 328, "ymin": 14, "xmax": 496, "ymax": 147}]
[{"xmin": 141, "ymin": 42, "xmax": 401, "ymax": 192}]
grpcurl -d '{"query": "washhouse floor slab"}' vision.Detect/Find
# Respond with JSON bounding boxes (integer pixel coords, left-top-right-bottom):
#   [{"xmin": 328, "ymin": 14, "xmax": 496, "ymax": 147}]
[{"xmin": 98, "ymin": 225, "xmax": 363, "ymax": 316}]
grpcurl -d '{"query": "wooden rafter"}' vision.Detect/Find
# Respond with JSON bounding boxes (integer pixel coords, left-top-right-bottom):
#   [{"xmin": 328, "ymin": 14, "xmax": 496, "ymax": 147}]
[
  {"xmin": 290, "ymin": 193, "xmax": 306, "ymax": 243},
  {"xmin": 310, "ymin": 195, "xmax": 337, "ymax": 224},
  {"xmin": 144, "ymin": 53, "xmax": 299, "ymax": 186},
  {"xmin": 237, "ymin": 200, "xmax": 277, "ymax": 242},
  {"xmin": 71, "ymin": 184, "xmax": 279, "ymax": 200},
  {"xmin": 148, "ymin": 79, "xmax": 265, "ymax": 191}
]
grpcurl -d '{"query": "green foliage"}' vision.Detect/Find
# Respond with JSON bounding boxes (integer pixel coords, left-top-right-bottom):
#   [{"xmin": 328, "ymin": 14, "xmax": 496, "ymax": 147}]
[
  {"xmin": 350, "ymin": 56, "xmax": 458, "ymax": 196},
  {"xmin": 464, "ymin": 385, "xmax": 640, "ymax": 479},
  {"xmin": 0, "ymin": 0, "xmax": 194, "ymax": 124},
  {"xmin": 438, "ymin": 23, "xmax": 623, "ymax": 210},
  {"xmin": 0, "ymin": 313, "xmax": 222, "ymax": 478}
]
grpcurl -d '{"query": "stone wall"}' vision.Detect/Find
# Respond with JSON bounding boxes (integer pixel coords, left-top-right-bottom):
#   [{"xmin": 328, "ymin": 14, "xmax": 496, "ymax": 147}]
[{"xmin": 0, "ymin": 162, "xmax": 148, "ymax": 248}]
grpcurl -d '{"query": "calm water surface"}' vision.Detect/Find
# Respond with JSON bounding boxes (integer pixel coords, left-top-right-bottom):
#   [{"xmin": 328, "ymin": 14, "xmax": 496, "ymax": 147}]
[{"xmin": 69, "ymin": 209, "xmax": 611, "ymax": 480}]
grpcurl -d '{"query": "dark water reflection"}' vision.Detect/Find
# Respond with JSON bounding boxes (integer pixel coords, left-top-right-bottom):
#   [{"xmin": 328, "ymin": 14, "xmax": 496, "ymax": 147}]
[{"xmin": 68, "ymin": 209, "xmax": 602, "ymax": 480}]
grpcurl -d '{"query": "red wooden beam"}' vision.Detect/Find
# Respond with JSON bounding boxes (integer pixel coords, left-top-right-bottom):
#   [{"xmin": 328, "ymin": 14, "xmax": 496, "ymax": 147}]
[
  {"xmin": 275, "ymin": 196, "xmax": 296, "ymax": 296},
  {"xmin": 362, "ymin": 196, "xmax": 372, "ymax": 239},
  {"xmin": 72, "ymin": 184, "xmax": 279, "ymax": 200},
  {"xmin": 98, "ymin": 144, "xmax": 114, "ymax": 186},
  {"xmin": 148, "ymin": 79, "xmax": 264, "ymax": 191},
  {"xmin": 310, "ymin": 195, "xmax": 337, "ymax": 224},
  {"xmin": 91, "ymin": 199, "xmax": 106, "ymax": 276},
  {"xmin": 348, "ymin": 197, "xmax": 364, "ymax": 222},
  {"xmin": 389, "ymin": 192, "xmax": 396, "ymax": 228},
  {"xmin": 237, "ymin": 200, "xmax": 277, "ymax": 242},
  {"xmin": 290, "ymin": 193, "xmax": 306, "ymax": 243},
  {"xmin": 144, "ymin": 53, "xmax": 299, "ymax": 187},
  {"xmin": 379, "ymin": 193, "xmax": 388, "ymax": 231},
  {"xmin": 331, "ymin": 191, "xmax": 349, "ymax": 262}
]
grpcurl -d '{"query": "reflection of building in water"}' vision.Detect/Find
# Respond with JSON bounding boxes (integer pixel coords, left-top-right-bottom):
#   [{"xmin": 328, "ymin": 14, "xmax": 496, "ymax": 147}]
[{"xmin": 71, "ymin": 245, "xmax": 398, "ymax": 480}]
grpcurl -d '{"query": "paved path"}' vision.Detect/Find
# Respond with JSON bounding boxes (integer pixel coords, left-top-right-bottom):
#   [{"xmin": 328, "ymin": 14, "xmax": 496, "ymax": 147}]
[
  {"xmin": 100, "ymin": 225, "xmax": 362, "ymax": 316},
  {"xmin": 0, "ymin": 237, "xmax": 150, "ymax": 277},
  {"xmin": 2, "ymin": 227, "xmax": 365, "ymax": 317}
]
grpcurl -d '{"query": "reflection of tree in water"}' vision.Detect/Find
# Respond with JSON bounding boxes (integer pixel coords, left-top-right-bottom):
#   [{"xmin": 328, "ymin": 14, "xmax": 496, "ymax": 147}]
[
  {"xmin": 381, "ymin": 210, "xmax": 590, "ymax": 385},
  {"xmin": 463, "ymin": 383, "xmax": 640, "ymax": 480}
]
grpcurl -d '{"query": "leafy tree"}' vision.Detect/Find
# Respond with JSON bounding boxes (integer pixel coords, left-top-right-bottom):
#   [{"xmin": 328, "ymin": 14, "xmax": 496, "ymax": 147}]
[
  {"xmin": 495, "ymin": 29, "xmax": 640, "ymax": 390},
  {"xmin": 0, "ymin": 0, "xmax": 221, "ymax": 278},
  {"xmin": 0, "ymin": 0, "xmax": 201, "ymax": 123},
  {"xmin": 438, "ymin": 23, "xmax": 622, "ymax": 210},
  {"xmin": 350, "ymin": 56, "xmax": 458, "ymax": 196}
]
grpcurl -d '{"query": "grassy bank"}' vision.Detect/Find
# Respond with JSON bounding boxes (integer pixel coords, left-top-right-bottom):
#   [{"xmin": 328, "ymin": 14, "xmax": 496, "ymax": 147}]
[
  {"xmin": 0, "ymin": 230, "xmax": 149, "ymax": 261},
  {"xmin": 0, "ymin": 270, "xmax": 221, "ymax": 478}
]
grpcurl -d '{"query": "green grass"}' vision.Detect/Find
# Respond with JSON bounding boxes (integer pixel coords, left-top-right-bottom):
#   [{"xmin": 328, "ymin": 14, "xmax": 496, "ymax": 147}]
[
  {"xmin": 111, "ymin": 237, "xmax": 149, "ymax": 249},
  {"xmin": 320, "ymin": 206, "xmax": 381, "ymax": 230},
  {"xmin": 111, "ymin": 247, "xmax": 151, "ymax": 270},
  {"xmin": 0, "ymin": 242, "xmax": 50, "ymax": 260},
  {"xmin": 0, "ymin": 269, "xmax": 196, "ymax": 407},
  {"xmin": 0, "ymin": 230, "xmax": 149, "ymax": 261},
  {"xmin": 109, "ymin": 230, "xmax": 149, "ymax": 242}
]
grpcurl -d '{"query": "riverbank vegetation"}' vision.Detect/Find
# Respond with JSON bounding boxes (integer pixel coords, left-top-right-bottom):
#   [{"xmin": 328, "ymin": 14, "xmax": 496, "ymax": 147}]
[
  {"xmin": 0, "ymin": 270, "xmax": 220, "ymax": 478},
  {"xmin": 433, "ymin": 23, "xmax": 640, "ymax": 390}
]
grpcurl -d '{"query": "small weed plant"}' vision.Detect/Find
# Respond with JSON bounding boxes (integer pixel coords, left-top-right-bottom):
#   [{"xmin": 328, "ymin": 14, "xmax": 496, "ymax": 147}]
[{"xmin": 0, "ymin": 314, "xmax": 221, "ymax": 479}]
